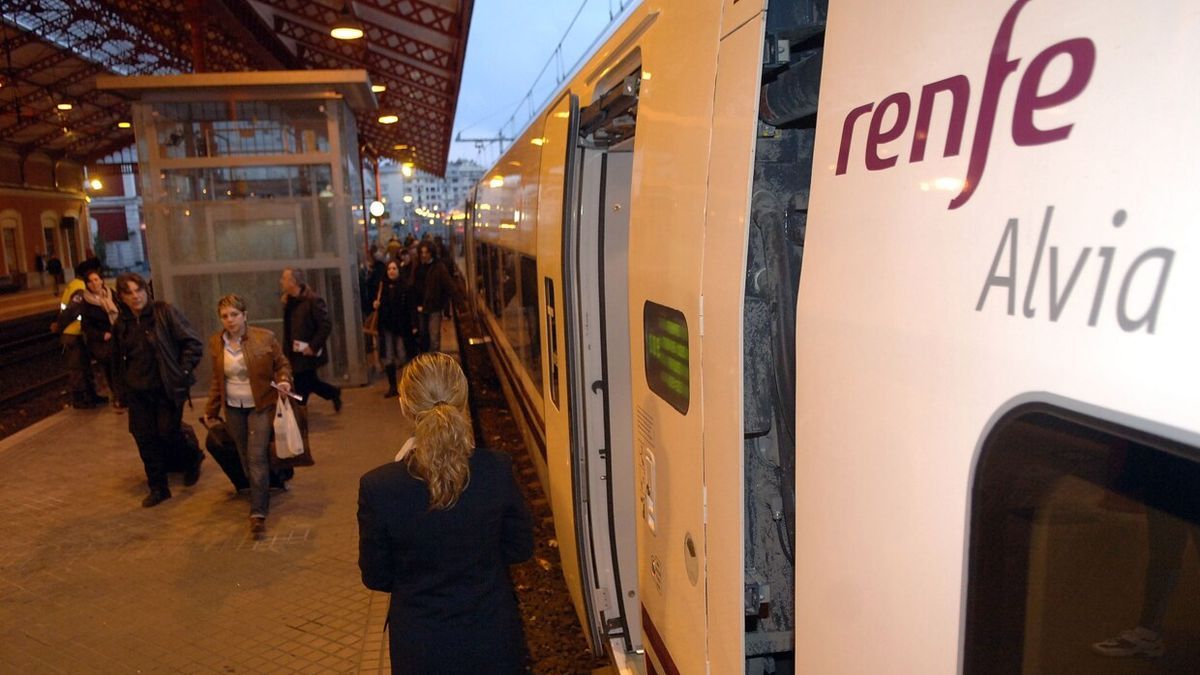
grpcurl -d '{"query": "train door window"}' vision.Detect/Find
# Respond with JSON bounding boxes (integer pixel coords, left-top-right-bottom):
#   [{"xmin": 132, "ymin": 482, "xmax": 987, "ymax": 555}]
[
  {"xmin": 544, "ymin": 276, "xmax": 560, "ymax": 408},
  {"xmin": 642, "ymin": 300, "xmax": 689, "ymax": 415},
  {"xmin": 966, "ymin": 405, "xmax": 1200, "ymax": 674}
]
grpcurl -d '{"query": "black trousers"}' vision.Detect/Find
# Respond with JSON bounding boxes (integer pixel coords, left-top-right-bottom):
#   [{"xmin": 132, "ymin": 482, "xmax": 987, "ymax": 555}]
[
  {"xmin": 61, "ymin": 334, "xmax": 97, "ymax": 403},
  {"xmin": 126, "ymin": 388, "xmax": 198, "ymax": 492},
  {"xmin": 293, "ymin": 369, "xmax": 339, "ymax": 404}
]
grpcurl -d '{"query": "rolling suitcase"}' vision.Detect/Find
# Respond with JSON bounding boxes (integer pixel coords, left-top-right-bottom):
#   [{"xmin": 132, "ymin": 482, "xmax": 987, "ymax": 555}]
[{"xmin": 200, "ymin": 418, "xmax": 250, "ymax": 491}]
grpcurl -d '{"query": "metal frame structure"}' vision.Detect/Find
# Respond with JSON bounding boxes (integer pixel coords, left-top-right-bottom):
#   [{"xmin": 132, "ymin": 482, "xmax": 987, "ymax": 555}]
[{"xmin": 0, "ymin": 0, "xmax": 472, "ymax": 174}]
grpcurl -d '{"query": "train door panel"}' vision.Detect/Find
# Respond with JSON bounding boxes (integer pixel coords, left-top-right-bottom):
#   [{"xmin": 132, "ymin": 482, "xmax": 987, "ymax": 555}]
[
  {"xmin": 703, "ymin": 10, "xmax": 774, "ymax": 674},
  {"xmin": 598, "ymin": 145, "xmax": 641, "ymax": 655},
  {"xmin": 564, "ymin": 74, "xmax": 644, "ymax": 660},
  {"xmin": 536, "ymin": 93, "xmax": 589, "ymax": 635},
  {"xmin": 567, "ymin": 142, "xmax": 640, "ymax": 657}
]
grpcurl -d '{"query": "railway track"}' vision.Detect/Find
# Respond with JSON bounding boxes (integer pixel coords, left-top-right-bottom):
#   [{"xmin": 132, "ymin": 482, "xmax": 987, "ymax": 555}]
[{"xmin": 0, "ymin": 310, "xmax": 70, "ymax": 415}]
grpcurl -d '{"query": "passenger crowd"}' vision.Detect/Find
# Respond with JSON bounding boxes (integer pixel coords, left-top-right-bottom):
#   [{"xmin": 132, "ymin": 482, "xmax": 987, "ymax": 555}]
[
  {"xmin": 51, "ymin": 232, "xmax": 458, "ymax": 531},
  {"xmin": 50, "ymin": 233, "xmax": 532, "ymax": 672}
]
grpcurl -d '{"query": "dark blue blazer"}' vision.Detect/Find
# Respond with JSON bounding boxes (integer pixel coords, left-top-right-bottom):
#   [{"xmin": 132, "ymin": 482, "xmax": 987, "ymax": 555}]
[{"xmin": 358, "ymin": 448, "xmax": 533, "ymax": 674}]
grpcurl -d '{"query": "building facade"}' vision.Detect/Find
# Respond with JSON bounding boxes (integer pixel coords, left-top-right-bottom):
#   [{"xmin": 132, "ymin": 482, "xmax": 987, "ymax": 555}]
[{"xmin": 377, "ymin": 158, "xmax": 483, "ymax": 243}]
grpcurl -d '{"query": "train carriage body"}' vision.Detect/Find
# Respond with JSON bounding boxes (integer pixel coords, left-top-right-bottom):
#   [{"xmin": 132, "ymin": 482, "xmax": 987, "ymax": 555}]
[{"xmin": 458, "ymin": 0, "xmax": 1200, "ymax": 672}]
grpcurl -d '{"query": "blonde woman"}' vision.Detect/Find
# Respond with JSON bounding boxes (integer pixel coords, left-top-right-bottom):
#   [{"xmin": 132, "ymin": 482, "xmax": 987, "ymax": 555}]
[
  {"xmin": 203, "ymin": 294, "xmax": 292, "ymax": 536},
  {"xmin": 358, "ymin": 353, "xmax": 533, "ymax": 674}
]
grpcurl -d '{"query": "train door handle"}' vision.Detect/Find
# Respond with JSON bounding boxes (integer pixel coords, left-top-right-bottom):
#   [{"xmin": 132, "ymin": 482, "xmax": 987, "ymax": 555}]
[{"xmin": 591, "ymin": 380, "xmax": 606, "ymax": 394}]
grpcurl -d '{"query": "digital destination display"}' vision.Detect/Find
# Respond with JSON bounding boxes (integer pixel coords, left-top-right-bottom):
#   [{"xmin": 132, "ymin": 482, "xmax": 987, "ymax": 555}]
[{"xmin": 643, "ymin": 301, "xmax": 689, "ymax": 414}]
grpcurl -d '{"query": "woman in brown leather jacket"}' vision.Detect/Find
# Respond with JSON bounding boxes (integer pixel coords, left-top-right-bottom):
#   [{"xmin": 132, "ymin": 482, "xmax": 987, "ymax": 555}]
[{"xmin": 203, "ymin": 294, "xmax": 293, "ymax": 537}]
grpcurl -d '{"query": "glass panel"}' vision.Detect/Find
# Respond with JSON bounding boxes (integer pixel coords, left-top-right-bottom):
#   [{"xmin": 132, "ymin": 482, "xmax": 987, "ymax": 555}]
[
  {"xmin": 500, "ymin": 248, "xmax": 521, "ymax": 360},
  {"xmin": 172, "ymin": 268, "xmax": 348, "ymax": 390},
  {"xmin": 519, "ymin": 254, "xmax": 542, "ymax": 393},
  {"xmin": 151, "ymin": 100, "xmax": 331, "ymax": 160},
  {"xmin": 967, "ymin": 408, "xmax": 1200, "ymax": 674},
  {"xmin": 477, "ymin": 243, "xmax": 492, "ymax": 307},
  {"xmin": 156, "ymin": 165, "xmax": 335, "ymax": 264},
  {"xmin": 544, "ymin": 276, "xmax": 560, "ymax": 409}
]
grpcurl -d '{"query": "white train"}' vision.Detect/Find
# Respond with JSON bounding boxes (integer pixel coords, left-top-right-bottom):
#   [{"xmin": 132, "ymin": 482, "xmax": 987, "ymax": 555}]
[{"xmin": 453, "ymin": 0, "xmax": 1200, "ymax": 672}]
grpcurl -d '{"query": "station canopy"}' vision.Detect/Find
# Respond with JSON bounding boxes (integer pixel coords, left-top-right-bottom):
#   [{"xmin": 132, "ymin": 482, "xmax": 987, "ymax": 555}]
[{"xmin": 0, "ymin": 0, "xmax": 473, "ymax": 175}]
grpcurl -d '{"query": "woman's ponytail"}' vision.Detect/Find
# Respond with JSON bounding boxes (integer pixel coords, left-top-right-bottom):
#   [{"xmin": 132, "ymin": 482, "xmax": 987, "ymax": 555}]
[{"xmin": 398, "ymin": 354, "xmax": 474, "ymax": 509}]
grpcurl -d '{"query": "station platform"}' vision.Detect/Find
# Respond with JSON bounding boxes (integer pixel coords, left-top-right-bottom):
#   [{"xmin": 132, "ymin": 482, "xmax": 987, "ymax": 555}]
[
  {"xmin": 0, "ymin": 327, "xmax": 454, "ymax": 673},
  {"xmin": 0, "ymin": 285, "xmax": 62, "ymax": 323}
]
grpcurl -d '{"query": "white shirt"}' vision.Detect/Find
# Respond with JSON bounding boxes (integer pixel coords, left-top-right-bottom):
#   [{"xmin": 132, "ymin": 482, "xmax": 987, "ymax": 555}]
[{"xmin": 222, "ymin": 332, "xmax": 254, "ymax": 408}]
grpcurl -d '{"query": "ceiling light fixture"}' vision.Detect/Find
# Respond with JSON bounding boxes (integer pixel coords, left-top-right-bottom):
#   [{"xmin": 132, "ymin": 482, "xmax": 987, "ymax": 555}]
[
  {"xmin": 371, "ymin": 84, "xmax": 386, "ymax": 93},
  {"xmin": 378, "ymin": 112, "xmax": 399, "ymax": 125},
  {"xmin": 330, "ymin": 2, "xmax": 365, "ymax": 40}
]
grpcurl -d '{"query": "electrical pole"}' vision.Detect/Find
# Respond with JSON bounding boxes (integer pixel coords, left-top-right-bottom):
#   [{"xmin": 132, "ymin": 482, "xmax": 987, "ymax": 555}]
[{"xmin": 454, "ymin": 131, "xmax": 515, "ymax": 158}]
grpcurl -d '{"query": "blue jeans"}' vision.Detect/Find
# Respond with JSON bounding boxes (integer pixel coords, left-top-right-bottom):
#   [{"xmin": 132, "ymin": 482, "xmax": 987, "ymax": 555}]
[
  {"xmin": 419, "ymin": 311, "xmax": 442, "ymax": 353},
  {"xmin": 225, "ymin": 405, "xmax": 273, "ymax": 518},
  {"xmin": 379, "ymin": 328, "xmax": 407, "ymax": 366}
]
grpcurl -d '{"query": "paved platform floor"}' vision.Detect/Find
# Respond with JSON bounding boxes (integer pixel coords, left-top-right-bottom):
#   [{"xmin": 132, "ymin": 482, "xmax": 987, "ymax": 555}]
[{"xmin": 0, "ymin": 341, "xmax": 461, "ymax": 672}]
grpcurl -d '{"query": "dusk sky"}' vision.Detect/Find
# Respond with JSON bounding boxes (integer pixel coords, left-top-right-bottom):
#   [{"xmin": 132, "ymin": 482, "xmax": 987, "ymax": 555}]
[{"xmin": 448, "ymin": 0, "xmax": 638, "ymax": 166}]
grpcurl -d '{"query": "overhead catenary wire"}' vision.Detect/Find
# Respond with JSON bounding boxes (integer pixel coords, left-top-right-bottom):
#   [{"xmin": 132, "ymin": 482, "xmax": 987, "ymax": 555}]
[{"xmin": 494, "ymin": 0, "xmax": 638, "ymax": 147}]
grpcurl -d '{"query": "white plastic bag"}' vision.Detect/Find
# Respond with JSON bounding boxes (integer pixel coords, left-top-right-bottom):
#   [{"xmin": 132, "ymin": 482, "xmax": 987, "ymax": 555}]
[{"xmin": 273, "ymin": 397, "xmax": 305, "ymax": 458}]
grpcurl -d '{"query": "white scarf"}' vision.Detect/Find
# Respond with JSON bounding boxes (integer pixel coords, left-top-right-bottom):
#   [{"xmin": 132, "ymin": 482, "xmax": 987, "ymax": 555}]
[{"xmin": 83, "ymin": 285, "xmax": 119, "ymax": 325}]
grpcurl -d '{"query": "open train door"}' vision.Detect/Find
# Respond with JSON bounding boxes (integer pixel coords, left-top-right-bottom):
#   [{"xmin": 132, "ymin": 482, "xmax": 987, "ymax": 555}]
[{"xmin": 550, "ymin": 85, "xmax": 643, "ymax": 666}]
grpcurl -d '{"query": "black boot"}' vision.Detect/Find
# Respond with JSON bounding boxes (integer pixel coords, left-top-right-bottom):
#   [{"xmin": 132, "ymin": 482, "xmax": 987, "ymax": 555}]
[
  {"xmin": 384, "ymin": 365, "xmax": 398, "ymax": 398},
  {"xmin": 142, "ymin": 487, "xmax": 171, "ymax": 508}
]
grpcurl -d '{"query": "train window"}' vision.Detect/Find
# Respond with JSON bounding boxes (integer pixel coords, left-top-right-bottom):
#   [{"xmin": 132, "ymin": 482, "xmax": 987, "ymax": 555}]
[
  {"xmin": 642, "ymin": 301, "xmax": 689, "ymax": 414},
  {"xmin": 965, "ymin": 405, "xmax": 1200, "ymax": 674},
  {"xmin": 476, "ymin": 242, "xmax": 491, "ymax": 307},
  {"xmin": 518, "ymin": 254, "xmax": 541, "ymax": 393},
  {"xmin": 500, "ymin": 249, "xmax": 521, "ymax": 348}
]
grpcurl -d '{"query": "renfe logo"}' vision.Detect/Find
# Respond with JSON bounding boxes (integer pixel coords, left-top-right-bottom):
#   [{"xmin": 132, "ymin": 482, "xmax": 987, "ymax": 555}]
[{"xmin": 835, "ymin": 0, "xmax": 1096, "ymax": 209}]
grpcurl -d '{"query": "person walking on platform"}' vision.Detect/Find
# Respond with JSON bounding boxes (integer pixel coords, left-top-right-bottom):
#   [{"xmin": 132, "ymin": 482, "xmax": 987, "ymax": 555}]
[
  {"xmin": 52, "ymin": 260, "xmax": 106, "ymax": 409},
  {"xmin": 414, "ymin": 241, "xmax": 453, "ymax": 354},
  {"xmin": 202, "ymin": 294, "xmax": 293, "ymax": 537},
  {"xmin": 358, "ymin": 353, "xmax": 533, "ymax": 675},
  {"xmin": 33, "ymin": 249, "xmax": 45, "ymax": 288},
  {"xmin": 113, "ymin": 272, "xmax": 204, "ymax": 508},
  {"xmin": 46, "ymin": 253, "xmax": 63, "ymax": 295},
  {"xmin": 280, "ymin": 267, "xmax": 342, "ymax": 411},
  {"xmin": 79, "ymin": 268, "xmax": 122, "ymax": 410},
  {"xmin": 374, "ymin": 259, "xmax": 414, "ymax": 397}
]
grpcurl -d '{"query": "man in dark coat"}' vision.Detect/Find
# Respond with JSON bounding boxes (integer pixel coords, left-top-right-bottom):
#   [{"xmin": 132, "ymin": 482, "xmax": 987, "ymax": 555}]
[
  {"xmin": 413, "ymin": 242, "xmax": 453, "ymax": 353},
  {"xmin": 112, "ymin": 272, "xmax": 204, "ymax": 507},
  {"xmin": 46, "ymin": 254, "xmax": 63, "ymax": 295},
  {"xmin": 280, "ymin": 267, "xmax": 342, "ymax": 411}
]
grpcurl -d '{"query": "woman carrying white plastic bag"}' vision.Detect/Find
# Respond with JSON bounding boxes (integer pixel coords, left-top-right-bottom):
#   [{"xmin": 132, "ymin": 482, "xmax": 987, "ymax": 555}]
[
  {"xmin": 274, "ymin": 396, "xmax": 305, "ymax": 458},
  {"xmin": 202, "ymin": 294, "xmax": 293, "ymax": 538}
]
